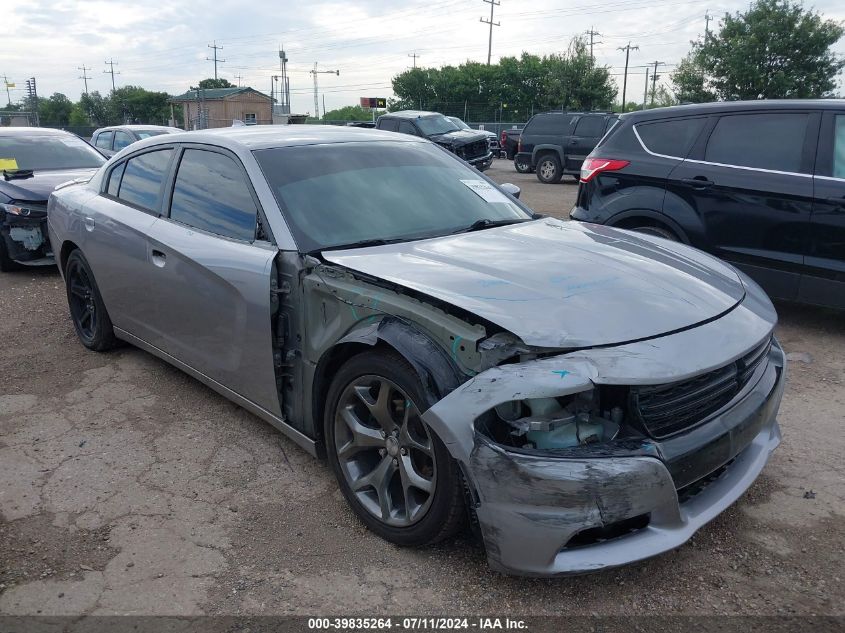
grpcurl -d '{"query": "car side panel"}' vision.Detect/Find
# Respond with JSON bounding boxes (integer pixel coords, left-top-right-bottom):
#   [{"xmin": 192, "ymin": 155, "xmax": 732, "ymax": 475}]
[{"xmin": 142, "ymin": 218, "xmax": 282, "ymax": 416}]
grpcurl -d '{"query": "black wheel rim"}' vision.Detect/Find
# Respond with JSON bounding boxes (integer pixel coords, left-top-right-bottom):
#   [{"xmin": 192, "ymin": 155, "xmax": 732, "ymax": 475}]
[
  {"xmin": 67, "ymin": 260, "xmax": 97, "ymax": 342},
  {"xmin": 334, "ymin": 375, "xmax": 436, "ymax": 527}
]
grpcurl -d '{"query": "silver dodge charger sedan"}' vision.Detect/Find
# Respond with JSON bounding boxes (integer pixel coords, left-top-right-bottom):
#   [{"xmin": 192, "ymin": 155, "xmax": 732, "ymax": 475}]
[{"xmin": 48, "ymin": 126, "xmax": 785, "ymax": 576}]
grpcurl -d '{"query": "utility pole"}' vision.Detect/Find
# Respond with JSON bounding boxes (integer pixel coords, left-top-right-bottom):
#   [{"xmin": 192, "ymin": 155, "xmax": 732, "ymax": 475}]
[
  {"xmin": 25, "ymin": 77, "xmax": 39, "ymax": 126},
  {"xmin": 309, "ymin": 63, "xmax": 339, "ymax": 120},
  {"xmin": 78, "ymin": 65, "xmax": 91, "ymax": 95},
  {"xmin": 642, "ymin": 67, "xmax": 649, "ymax": 110},
  {"xmin": 2, "ymin": 74, "xmax": 12, "ymax": 106},
  {"xmin": 480, "ymin": 0, "xmax": 500, "ymax": 65},
  {"xmin": 584, "ymin": 27, "xmax": 602, "ymax": 65},
  {"xmin": 408, "ymin": 51, "xmax": 420, "ymax": 69},
  {"xmin": 103, "ymin": 59, "xmax": 119, "ymax": 92},
  {"xmin": 649, "ymin": 60, "xmax": 666, "ymax": 106},
  {"xmin": 207, "ymin": 41, "xmax": 226, "ymax": 80},
  {"xmin": 704, "ymin": 11, "xmax": 714, "ymax": 42},
  {"xmin": 616, "ymin": 42, "xmax": 638, "ymax": 112},
  {"xmin": 279, "ymin": 47, "xmax": 290, "ymax": 114},
  {"xmin": 234, "ymin": 73, "xmax": 243, "ymax": 87}
]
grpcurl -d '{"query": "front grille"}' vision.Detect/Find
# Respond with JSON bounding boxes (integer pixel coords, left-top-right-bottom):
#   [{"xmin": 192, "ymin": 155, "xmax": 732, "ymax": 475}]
[
  {"xmin": 457, "ymin": 140, "xmax": 489, "ymax": 160},
  {"xmin": 631, "ymin": 338, "xmax": 772, "ymax": 438}
]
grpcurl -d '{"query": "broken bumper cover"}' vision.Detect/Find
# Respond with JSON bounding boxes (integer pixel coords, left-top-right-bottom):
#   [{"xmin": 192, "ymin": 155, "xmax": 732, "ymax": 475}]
[
  {"xmin": 421, "ymin": 294, "xmax": 784, "ymax": 576},
  {"xmin": 1, "ymin": 212, "xmax": 54, "ymax": 265}
]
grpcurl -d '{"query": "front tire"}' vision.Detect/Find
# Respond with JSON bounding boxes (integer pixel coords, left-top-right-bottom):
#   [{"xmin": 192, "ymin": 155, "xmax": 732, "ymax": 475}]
[
  {"xmin": 536, "ymin": 154, "xmax": 562, "ymax": 183},
  {"xmin": 514, "ymin": 156, "xmax": 531, "ymax": 173},
  {"xmin": 64, "ymin": 250, "xmax": 117, "ymax": 351},
  {"xmin": 324, "ymin": 349, "xmax": 465, "ymax": 547}
]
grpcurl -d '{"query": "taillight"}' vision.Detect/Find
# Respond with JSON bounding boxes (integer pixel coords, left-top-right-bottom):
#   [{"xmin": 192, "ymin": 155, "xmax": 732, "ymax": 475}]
[
  {"xmin": 579, "ymin": 158, "xmax": 629, "ymax": 183},
  {"xmin": 517, "ymin": 138, "xmax": 522, "ymax": 152}
]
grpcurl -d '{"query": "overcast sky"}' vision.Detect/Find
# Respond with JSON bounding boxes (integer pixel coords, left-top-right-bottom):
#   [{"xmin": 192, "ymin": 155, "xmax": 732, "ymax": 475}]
[{"xmin": 3, "ymin": 0, "xmax": 844, "ymax": 116}]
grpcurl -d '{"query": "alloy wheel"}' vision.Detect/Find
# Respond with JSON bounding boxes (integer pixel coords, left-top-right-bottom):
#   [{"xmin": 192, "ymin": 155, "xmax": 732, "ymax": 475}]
[
  {"xmin": 333, "ymin": 375, "xmax": 436, "ymax": 527},
  {"xmin": 67, "ymin": 260, "xmax": 97, "ymax": 341},
  {"xmin": 540, "ymin": 160, "xmax": 556, "ymax": 181}
]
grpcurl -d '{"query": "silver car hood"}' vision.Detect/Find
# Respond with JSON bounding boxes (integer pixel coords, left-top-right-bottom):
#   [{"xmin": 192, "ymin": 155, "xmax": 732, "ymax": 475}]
[{"xmin": 323, "ymin": 219, "xmax": 745, "ymax": 348}]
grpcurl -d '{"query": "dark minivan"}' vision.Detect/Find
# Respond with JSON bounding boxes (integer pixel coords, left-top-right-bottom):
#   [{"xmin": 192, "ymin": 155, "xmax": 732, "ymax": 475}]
[
  {"xmin": 515, "ymin": 111, "xmax": 618, "ymax": 183},
  {"xmin": 571, "ymin": 100, "xmax": 845, "ymax": 309}
]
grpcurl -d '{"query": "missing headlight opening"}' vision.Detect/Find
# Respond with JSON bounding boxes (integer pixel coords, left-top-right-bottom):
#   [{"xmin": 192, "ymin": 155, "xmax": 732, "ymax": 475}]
[{"xmin": 480, "ymin": 387, "xmax": 627, "ymax": 450}]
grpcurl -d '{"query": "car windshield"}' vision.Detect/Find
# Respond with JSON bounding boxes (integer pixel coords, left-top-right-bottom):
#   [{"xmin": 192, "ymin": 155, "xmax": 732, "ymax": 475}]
[
  {"xmin": 135, "ymin": 130, "xmax": 171, "ymax": 139},
  {"xmin": 447, "ymin": 117, "xmax": 471, "ymax": 130},
  {"xmin": 0, "ymin": 134, "xmax": 106, "ymax": 171},
  {"xmin": 254, "ymin": 141, "xmax": 532, "ymax": 252},
  {"xmin": 416, "ymin": 115, "xmax": 460, "ymax": 136}
]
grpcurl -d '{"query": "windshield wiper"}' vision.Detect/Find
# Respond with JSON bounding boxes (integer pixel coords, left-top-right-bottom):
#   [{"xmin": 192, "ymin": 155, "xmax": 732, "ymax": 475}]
[
  {"xmin": 3, "ymin": 169, "xmax": 34, "ymax": 181},
  {"xmin": 450, "ymin": 218, "xmax": 531, "ymax": 235},
  {"xmin": 317, "ymin": 237, "xmax": 407, "ymax": 253}
]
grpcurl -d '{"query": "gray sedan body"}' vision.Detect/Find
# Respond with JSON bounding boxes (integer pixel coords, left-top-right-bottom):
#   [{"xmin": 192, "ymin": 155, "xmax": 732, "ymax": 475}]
[{"xmin": 48, "ymin": 126, "xmax": 784, "ymax": 576}]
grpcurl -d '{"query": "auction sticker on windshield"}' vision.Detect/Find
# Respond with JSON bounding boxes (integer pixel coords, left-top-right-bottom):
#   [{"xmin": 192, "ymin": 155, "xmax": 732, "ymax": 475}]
[
  {"xmin": 460, "ymin": 179, "xmax": 512, "ymax": 204},
  {"xmin": 0, "ymin": 158, "xmax": 18, "ymax": 170}
]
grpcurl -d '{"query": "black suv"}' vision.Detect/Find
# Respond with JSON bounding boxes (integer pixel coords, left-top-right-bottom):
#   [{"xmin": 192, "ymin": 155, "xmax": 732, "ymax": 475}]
[
  {"xmin": 571, "ymin": 100, "xmax": 845, "ymax": 310},
  {"xmin": 515, "ymin": 111, "xmax": 618, "ymax": 183},
  {"xmin": 376, "ymin": 111, "xmax": 492, "ymax": 170}
]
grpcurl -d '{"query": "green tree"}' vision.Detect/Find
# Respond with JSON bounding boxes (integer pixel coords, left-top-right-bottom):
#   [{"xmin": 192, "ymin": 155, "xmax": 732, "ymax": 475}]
[
  {"xmin": 79, "ymin": 91, "xmax": 111, "ymax": 126},
  {"xmin": 683, "ymin": 0, "xmax": 844, "ymax": 101},
  {"xmin": 322, "ymin": 105, "xmax": 377, "ymax": 121},
  {"xmin": 198, "ymin": 78, "xmax": 235, "ymax": 89},
  {"xmin": 108, "ymin": 86, "xmax": 172, "ymax": 124},
  {"xmin": 68, "ymin": 103, "xmax": 89, "ymax": 126},
  {"xmin": 671, "ymin": 56, "xmax": 717, "ymax": 104},
  {"xmin": 37, "ymin": 93, "xmax": 74, "ymax": 126}
]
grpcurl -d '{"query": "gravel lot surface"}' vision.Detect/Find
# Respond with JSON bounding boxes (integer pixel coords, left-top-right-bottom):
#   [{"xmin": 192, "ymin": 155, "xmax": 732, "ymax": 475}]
[{"xmin": 0, "ymin": 159, "xmax": 842, "ymax": 617}]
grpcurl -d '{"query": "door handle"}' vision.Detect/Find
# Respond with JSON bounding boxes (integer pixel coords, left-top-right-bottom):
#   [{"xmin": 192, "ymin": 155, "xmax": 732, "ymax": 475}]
[
  {"xmin": 151, "ymin": 249, "xmax": 166, "ymax": 267},
  {"xmin": 681, "ymin": 177, "xmax": 714, "ymax": 189},
  {"xmin": 83, "ymin": 216, "xmax": 95, "ymax": 231},
  {"xmin": 569, "ymin": 139, "xmax": 578, "ymax": 145}
]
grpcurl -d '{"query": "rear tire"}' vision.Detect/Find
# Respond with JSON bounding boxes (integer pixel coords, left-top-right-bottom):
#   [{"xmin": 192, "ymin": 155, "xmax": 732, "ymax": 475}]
[
  {"xmin": 324, "ymin": 349, "xmax": 465, "ymax": 547},
  {"xmin": 514, "ymin": 157, "xmax": 531, "ymax": 173},
  {"xmin": 536, "ymin": 154, "xmax": 562, "ymax": 184},
  {"xmin": 64, "ymin": 250, "xmax": 118, "ymax": 351},
  {"xmin": 631, "ymin": 225, "xmax": 679, "ymax": 241}
]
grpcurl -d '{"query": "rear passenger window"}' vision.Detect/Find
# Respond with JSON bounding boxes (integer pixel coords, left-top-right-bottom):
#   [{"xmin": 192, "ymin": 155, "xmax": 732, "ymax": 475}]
[
  {"xmin": 637, "ymin": 118, "xmax": 706, "ymax": 157},
  {"xmin": 106, "ymin": 162, "xmax": 125, "ymax": 196},
  {"xmin": 117, "ymin": 149, "xmax": 173, "ymax": 212},
  {"xmin": 527, "ymin": 114, "xmax": 574, "ymax": 134},
  {"xmin": 379, "ymin": 119, "xmax": 399, "ymax": 132},
  {"xmin": 169, "ymin": 149, "xmax": 257, "ymax": 241},
  {"xmin": 705, "ymin": 113, "xmax": 808, "ymax": 173},
  {"xmin": 573, "ymin": 116, "xmax": 605, "ymax": 137},
  {"xmin": 833, "ymin": 115, "xmax": 845, "ymax": 179},
  {"xmin": 94, "ymin": 131, "xmax": 113, "ymax": 150}
]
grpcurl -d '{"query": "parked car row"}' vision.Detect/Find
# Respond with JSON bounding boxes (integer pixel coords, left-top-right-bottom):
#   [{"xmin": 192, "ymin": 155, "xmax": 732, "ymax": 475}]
[{"xmin": 15, "ymin": 120, "xmax": 784, "ymax": 577}]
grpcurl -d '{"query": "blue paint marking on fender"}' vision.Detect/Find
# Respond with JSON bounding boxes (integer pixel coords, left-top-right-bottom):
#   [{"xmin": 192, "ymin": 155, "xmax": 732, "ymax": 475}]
[{"xmin": 551, "ymin": 370, "xmax": 570, "ymax": 378}]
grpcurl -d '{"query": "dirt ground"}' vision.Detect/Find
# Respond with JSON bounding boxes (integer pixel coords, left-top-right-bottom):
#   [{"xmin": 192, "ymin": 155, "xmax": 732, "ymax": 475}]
[{"xmin": 1, "ymin": 159, "xmax": 843, "ymax": 617}]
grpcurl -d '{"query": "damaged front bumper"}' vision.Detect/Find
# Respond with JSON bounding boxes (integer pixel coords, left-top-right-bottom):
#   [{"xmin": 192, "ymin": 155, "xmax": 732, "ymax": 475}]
[
  {"xmin": 422, "ymin": 299, "xmax": 785, "ymax": 576},
  {"xmin": 1, "ymin": 209, "xmax": 54, "ymax": 265}
]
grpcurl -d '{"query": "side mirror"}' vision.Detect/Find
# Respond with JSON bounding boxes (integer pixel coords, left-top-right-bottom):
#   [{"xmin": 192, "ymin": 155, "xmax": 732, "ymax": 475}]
[{"xmin": 500, "ymin": 183, "xmax": 521, "ymax": 199}]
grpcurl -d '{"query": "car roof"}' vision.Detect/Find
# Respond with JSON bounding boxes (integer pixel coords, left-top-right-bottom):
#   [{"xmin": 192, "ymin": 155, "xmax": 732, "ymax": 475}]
[
  {"xmin": 0, "ymin": 127, "xmax": 78, "ymax": 137},
  {"xmin": 380, "ymin": 110, "xmax": 444, "ymax": 119},
  {"xmin": 131, "ymin": 124, "xmax": 421, "ymax": 151},
  {"xmin": 622, "ymin": 99, "xmax": 845, "ymax": 122},
  {"xmin": 94, "ymin": 125, "xmax": 181, "ymax": 132}
]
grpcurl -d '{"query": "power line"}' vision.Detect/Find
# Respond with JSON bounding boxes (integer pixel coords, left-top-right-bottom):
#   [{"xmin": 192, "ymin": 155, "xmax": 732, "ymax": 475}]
[
  {"xmin": 78, "ymin": 65, "xmax": 91, "ymax": 95},
  {"xmin": 480, "ymin": 0, "xmax": 501, "ymax": 65},
  {"xmin": 207, "ymin": 41, "xmax": 226, "ymax": 80},
  {"xmin": 103, "ymin": 59, "xmax": 119, "ymax": 92},
  {"xmin": 617, "ymin": 42, "xmax": 639, "ymax": 110}
]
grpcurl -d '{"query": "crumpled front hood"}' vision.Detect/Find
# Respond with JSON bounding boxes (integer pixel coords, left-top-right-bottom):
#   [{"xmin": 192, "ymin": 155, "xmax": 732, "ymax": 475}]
[
  {"xmin": 0, "ymin": 168, "xmax": 98, "ymax": 203},
  {"xmin": 323, "ymin": 219, "xmax": 746, "ymax": 349},
  {"xmin": 428, "ymin": 129, "xmax": 489, "ymax": 146}
]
